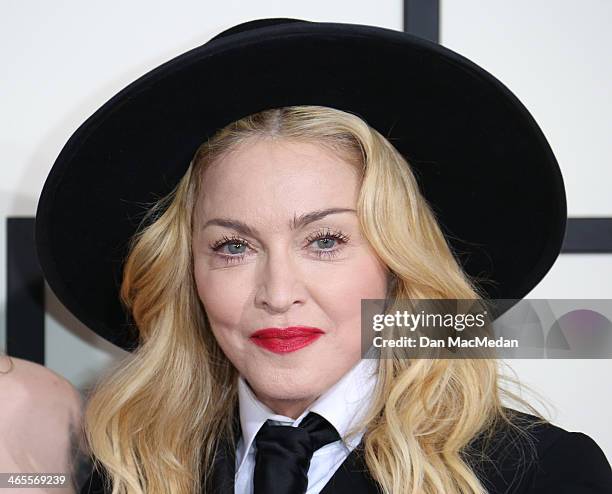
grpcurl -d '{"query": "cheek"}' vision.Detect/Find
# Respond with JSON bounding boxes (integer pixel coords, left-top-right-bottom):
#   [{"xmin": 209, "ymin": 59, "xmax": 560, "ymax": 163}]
[
  {"xmin": 193, "ymin": 261, "xmax": 251, "ymax": 329},
  {"xmin": 331, "ymin": 253, "xmax": 388, "ymax": 305},
  {"xmin": 320, "ymin": 252, "xmax": 388, "ymax": 336}
]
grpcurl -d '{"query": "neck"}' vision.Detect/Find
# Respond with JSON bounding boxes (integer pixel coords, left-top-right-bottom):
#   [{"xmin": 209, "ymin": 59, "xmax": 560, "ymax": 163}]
[
  {"xmin": 267, "ymin": 396, "xmax": 320, "ymax": 419},
  {"xmin": 252, "ymin": 389, "xmax": 319, "ymax": 419}
]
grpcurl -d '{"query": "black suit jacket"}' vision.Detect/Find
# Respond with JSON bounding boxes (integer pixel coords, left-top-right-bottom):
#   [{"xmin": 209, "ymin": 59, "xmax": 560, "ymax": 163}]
[{"xmin": 80, "ymin": 409, "xmax": 612, "ymax": 493}]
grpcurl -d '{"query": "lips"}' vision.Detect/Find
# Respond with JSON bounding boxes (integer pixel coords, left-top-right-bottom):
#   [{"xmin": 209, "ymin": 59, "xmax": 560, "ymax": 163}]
[{"xmin": 250, "ymin": 326, "xmax": 324, "ymax": 354}]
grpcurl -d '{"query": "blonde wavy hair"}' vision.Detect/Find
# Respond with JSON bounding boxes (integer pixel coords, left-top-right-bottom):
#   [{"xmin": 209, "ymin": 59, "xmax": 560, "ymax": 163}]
[{"xmin": 83, "ymin": 105, "xmax": 551, "ymax": 494}]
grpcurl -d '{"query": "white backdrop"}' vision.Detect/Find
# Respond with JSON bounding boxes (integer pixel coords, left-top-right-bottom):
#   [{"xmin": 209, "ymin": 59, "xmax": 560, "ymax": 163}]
[{"xmin": 1, "ymin": 0, "xmax": 610, "ymax": 462}]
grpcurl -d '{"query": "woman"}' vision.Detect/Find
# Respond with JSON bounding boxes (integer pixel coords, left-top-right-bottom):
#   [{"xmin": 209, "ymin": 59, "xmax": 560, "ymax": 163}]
[{"xmin": 34, "ymin": 19, "xmax": 611, "ymax": 494}]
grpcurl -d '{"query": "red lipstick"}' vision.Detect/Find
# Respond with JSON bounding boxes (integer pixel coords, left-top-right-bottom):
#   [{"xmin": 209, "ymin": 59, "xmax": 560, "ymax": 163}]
[{"xmin": 250, "ymin": 326, "xmax": 324, "ymax": 354}]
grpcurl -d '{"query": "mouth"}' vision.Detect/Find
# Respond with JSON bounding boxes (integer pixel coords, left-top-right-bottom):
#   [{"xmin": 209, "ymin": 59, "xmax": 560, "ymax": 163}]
[{"xmin": 249, "ymin": 326, "xmax": 325, "ymax": 354}]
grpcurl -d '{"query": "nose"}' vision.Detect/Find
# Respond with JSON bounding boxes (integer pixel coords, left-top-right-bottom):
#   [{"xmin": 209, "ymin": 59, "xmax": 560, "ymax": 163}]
[{"xmin": 254, "ymin": 245, "xmax": 306, "ymax": 314}]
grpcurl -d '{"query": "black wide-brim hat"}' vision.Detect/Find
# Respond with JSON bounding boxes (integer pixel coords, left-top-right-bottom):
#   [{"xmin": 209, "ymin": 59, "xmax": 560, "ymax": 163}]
[{"xmin": 35, "ymin": 17, "xmax": 567, "ymax": 353}]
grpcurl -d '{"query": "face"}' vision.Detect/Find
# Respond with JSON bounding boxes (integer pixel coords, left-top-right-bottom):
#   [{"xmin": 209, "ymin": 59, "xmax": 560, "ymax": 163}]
[{"xmin": 192, "ymin": 137, "xmax": 389, "ymax": 418}]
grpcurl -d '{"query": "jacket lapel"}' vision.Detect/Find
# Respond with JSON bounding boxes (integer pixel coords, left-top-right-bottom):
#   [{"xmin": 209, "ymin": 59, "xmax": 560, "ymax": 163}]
[{"xmin": 318, "ymin": 442, "xmax": 383, "ymax": 494}]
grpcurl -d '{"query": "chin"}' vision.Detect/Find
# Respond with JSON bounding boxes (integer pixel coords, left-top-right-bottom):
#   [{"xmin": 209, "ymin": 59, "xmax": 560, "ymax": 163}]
[{"xmin": 249, "ymin": 372, "xmax": 322, "ymax": 402}]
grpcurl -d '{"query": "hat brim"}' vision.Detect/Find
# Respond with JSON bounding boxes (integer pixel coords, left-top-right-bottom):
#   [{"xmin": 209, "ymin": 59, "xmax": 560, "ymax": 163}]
[{"xmin": 35, "ymin": 19, "xmax": 567, "ymax": 352}]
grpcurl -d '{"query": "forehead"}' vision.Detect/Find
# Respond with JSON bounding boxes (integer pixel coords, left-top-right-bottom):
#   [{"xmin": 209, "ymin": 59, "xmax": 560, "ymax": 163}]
[{"xmin": 198, "ymin": 138, "xmax": 360, "ymax": 222}]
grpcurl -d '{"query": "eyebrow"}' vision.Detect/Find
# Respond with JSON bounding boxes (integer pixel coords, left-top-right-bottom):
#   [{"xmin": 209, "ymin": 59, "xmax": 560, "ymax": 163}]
[{"xmin": 201, "ymin": 207, "xmax": 357, "ymax": 237}]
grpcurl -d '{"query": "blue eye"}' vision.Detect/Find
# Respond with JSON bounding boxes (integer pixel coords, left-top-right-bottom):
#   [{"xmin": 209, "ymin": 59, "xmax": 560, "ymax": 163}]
[
  {"xmin": 209, "ymin": 235, "xmax": 250, "ymax": 265},
  {"xmin": 316, "ymin": 238, "xmax": 335, "ymax": 249},
  {"xmin": 225, "ymin": 242, "xmax": 247, "ymax": 255},
  {"xmin": 305, "ymin": 229, "xmax": 351, "ymax": 259}
]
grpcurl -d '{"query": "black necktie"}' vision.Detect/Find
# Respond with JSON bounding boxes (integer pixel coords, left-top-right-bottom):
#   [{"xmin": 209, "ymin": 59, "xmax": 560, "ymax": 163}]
[{"xmin": 253, "ymin": 411, "xmax": 341, "ymax": 494}]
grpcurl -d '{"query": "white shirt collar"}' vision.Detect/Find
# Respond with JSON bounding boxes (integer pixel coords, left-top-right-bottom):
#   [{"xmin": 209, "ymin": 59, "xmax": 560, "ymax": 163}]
[{"xmin": 236, "ymin": 358, "xmax": 379, "ymax": 474}]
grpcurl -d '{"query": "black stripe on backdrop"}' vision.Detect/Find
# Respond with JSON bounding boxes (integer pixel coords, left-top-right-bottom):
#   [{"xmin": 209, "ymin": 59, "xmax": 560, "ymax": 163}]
[
  {"xmin": 6, "ymin": 217, "xmax": 44, "ymax": 364},
  {"xmin": 404, "ymin": 0, "xmax": 439, "ymax": 43}
]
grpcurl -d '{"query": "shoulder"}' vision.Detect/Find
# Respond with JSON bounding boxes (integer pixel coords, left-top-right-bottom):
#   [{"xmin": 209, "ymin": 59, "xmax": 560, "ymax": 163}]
[
  {"xmin": 468, "ymin": 408, "xmax": 612, "ymax": 493},
  {"xmin": 0, "ymin": 356, "xmax": 84, "ymax": 474},
  {"xmin": 534, "ymin": 430, "xmax": 612, "ymax": 491}
]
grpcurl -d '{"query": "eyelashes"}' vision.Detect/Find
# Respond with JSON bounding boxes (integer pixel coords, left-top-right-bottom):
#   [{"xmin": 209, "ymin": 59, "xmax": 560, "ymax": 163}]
[{"xmin": 208, "ymin": 227, "xmax": 351, "ymax": 265}]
